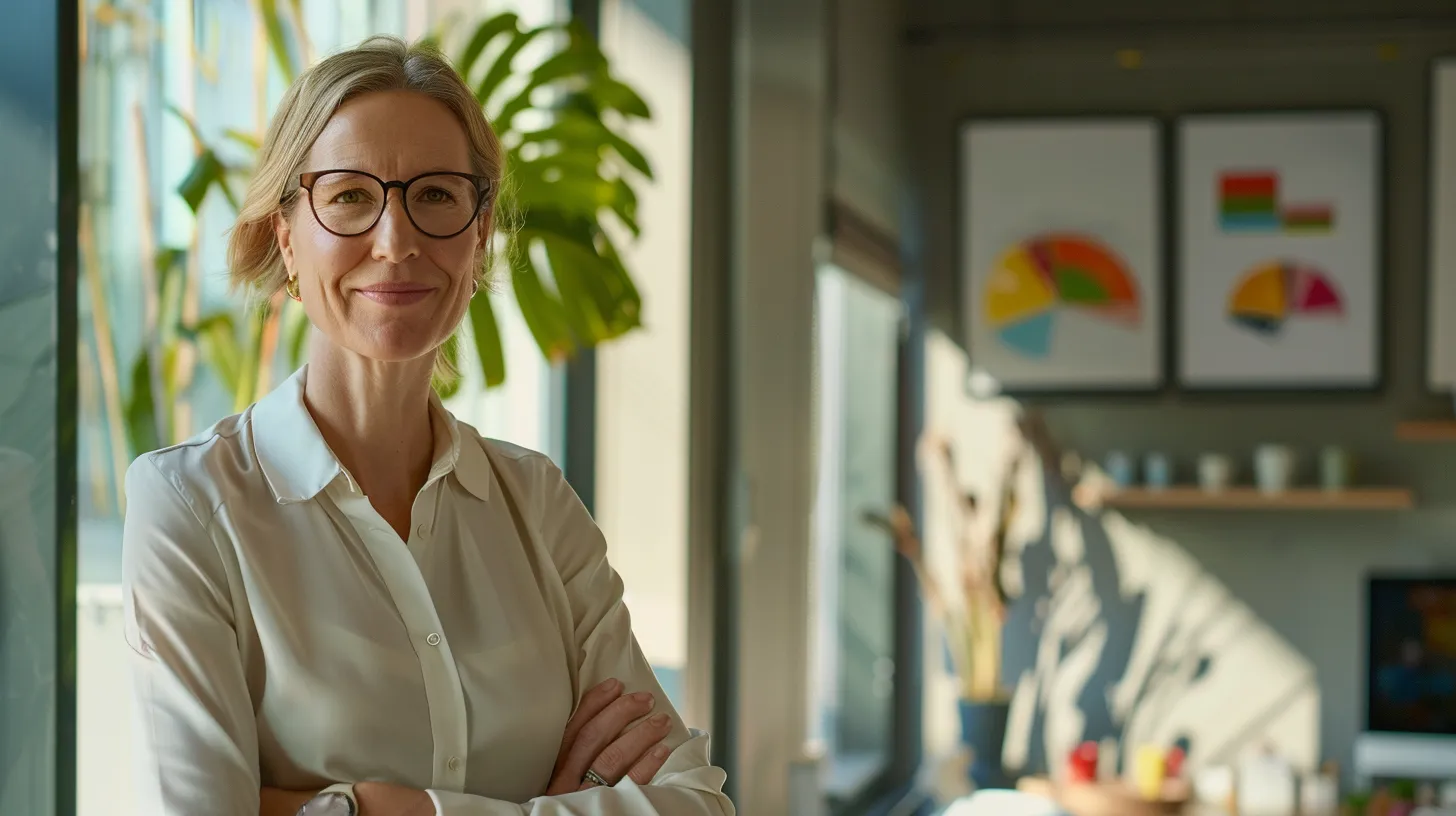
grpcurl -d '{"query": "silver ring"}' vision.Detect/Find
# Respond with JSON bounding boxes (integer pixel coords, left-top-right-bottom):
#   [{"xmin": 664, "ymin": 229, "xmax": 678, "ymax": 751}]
[{"xmin": 582, "ymin": 768, "xmax": 611, "ymax": 787}]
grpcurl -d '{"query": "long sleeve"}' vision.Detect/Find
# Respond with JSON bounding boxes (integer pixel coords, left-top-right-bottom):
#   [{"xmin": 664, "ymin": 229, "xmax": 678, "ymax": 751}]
[
  {"xmin": 121, "ymin": 454, "xmax": 261, "ymax": 816},
  {"xmin": 427, "ymin": 456, "xmax": 733, "ymax": 816}
]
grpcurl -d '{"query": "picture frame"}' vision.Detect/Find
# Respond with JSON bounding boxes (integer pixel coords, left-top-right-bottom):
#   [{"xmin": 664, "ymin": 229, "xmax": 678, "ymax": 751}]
[
  {"xmin": 1174, "ymin": 109, "xmax": 1384, "ymax": 392},
  {"xmin": 959, "ymin": 116, "xmax": 1165, "ymax": 395},
  {"xmin": 1427, "ymin": 58, "xmax": 1456, "ymax": 393}
]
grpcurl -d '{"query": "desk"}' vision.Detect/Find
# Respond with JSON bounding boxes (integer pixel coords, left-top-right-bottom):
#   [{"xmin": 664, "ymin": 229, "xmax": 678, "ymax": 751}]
[{"xmin": 1016, "ymin": 776, "xmax": 1200, "ymax": 816}]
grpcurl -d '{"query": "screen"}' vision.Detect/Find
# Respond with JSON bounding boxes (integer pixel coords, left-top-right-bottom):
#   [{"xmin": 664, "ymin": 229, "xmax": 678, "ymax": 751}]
[{"xmin": 1369, "ymin": 578, "xmax": 1456, "ymax": 734}]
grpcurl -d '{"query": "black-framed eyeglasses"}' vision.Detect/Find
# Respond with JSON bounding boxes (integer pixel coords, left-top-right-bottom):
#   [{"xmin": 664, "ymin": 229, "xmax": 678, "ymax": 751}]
[{"xmin": 287, "ymin": 169, "xmax": 492, "ymax": 239}]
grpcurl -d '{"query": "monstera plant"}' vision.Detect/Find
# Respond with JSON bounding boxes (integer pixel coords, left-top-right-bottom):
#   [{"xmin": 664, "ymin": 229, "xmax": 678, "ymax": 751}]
[{"xmin": 91, "ymin": 3, "xmax": 652, "ymax": 490}]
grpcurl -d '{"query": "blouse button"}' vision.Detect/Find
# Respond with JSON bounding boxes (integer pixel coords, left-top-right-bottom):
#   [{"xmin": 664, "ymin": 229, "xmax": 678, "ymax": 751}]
[
  {"xmin": 447, "ymin": 756, "xmax": 461, "ymax": 772},
  {"xmin": 426, "ymin": 633, "xmax": 442, "ymax": 646},
  {"xmin": 415, "ymin": 524, "xmax": 428, "ymax": 539}
]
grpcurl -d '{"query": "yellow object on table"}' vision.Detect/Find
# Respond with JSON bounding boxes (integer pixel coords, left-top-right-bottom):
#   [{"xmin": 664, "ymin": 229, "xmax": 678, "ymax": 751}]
[{"xmin": 1135, "ymin": 746, "xmax": 1167, "ymax": 800}]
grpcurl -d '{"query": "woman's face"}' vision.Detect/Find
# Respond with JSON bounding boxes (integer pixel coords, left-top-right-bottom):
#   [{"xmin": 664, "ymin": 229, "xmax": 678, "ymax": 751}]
[{"xmin": 275, "ymin": 90, "xmax": 486, "ymax": 365}]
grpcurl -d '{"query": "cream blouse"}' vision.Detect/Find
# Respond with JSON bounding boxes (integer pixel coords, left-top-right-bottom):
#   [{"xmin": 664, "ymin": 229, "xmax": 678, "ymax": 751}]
[{"xmin": 121, "ymin": 366, "xmax": 732, "ymax": 815}]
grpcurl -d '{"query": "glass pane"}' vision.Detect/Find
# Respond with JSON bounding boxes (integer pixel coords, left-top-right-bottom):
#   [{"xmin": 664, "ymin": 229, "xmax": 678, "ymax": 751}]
[
  {"xmin": 595, "ymin": 0, "xmax": 693, "ymax": 709},
  {"xmin": 0, "ymin": 1, "xmax": 62, "ymax": 814},
  {"xmin": 811, "ymin": 265, "xmax": 900, "ymax": 799}
]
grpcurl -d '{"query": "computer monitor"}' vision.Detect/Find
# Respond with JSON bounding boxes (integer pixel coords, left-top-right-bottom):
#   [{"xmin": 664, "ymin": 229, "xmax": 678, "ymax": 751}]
[{"xmin": 1356, "ymin": 576, "xmax": 1456, "ymax": 786}]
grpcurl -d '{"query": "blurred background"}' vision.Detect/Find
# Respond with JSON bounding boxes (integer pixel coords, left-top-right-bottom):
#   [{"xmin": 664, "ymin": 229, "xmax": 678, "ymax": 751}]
[{"xmin": 7, "ymin": 0, "xmax": 1456, "ymax": 814}]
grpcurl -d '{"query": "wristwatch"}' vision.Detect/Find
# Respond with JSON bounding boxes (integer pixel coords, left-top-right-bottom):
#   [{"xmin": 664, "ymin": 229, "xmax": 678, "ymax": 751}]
[{"xmin": 297, "ymin": 783, "xmax": 358, "ymax": 816}]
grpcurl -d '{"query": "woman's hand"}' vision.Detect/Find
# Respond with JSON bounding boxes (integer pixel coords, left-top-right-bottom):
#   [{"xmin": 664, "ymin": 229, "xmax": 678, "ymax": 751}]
[
  {"xmin": 545, "ymin": 678, "xmax": 675, "ymax": 794},
  {"xmin": 353, "ymin": 781, "xmax": 433, "ymax": 816}
]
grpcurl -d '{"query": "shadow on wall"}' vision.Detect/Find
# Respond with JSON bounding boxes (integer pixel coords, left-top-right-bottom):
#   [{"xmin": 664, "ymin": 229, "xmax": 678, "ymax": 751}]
[{"xmin": 921, "ymin": 329, "xmax": 1321, "ymax": 782}]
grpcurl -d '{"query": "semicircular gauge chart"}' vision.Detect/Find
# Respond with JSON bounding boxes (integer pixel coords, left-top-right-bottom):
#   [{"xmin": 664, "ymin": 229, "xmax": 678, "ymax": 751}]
[
  {"xmin": 983, "ymin": 234, "xmax": 1141, "ymax": 358},
  {"xmin": 1227, "ymin": 260, "xmax": 1344, "ymax": 336}
]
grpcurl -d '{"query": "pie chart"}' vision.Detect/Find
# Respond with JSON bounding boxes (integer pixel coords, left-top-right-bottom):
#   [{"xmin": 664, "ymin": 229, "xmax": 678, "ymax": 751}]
[
  {"xmin": 1227, "ymin": 260, "xmax": 1344, "ymax": 335},
  {"xmin": 983, "ymin": 234, "xmax": 1141, "ymax": 358}
]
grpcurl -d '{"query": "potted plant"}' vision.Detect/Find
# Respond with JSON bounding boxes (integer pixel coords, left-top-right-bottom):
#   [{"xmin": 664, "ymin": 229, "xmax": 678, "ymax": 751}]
[
  {"xmin": 866, "ymin": 422, "xmax": 1026, "ymax": 789},
  {"xmin": 83, "ymin": 6, "xmax": 654, "ymax": 509}
]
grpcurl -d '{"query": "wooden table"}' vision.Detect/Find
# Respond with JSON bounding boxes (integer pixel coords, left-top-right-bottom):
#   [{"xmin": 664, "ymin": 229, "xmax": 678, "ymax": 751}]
[{"xmin": 1016, "ymin": 776, "xmax": 1198, "ymax": 816}]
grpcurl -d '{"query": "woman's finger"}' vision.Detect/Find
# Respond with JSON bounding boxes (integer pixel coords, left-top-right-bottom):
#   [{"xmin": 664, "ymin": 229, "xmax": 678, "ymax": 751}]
[
  {"xmin": 625, "ymin": 743, "xmax": 672, "ymax": 786},
  {"xmin": 578, "ymin": 713, "xmax": 672, "ymax": 786},
  {"xmin": 558, "ymin": 691, "xmax": 656, "ymax": 786},
  {"xmin": 576, "ymin": 742, "xmax": 671, "ymax": 791},
  {"xmin": 556, "ymin": 678, "xmax": 623, "ymax": 765}
]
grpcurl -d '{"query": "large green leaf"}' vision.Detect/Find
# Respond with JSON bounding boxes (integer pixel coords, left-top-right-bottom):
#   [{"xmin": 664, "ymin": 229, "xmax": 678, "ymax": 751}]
[
  {"xmin": 258, "ymin": 0, "xmax": 299, "ymax": 84},
  {"xmin": 468, "ymin": 293, "xmax": 507, "ymax": 388},
  {"xmin": 183, "ymin": 311, "xmax": 244, "ymax": 400},
  {"xmin": 539, "ymin": 231, "xmax": 609, "ymax": 343},
  {"xmin": 494, "ymin": 47, "xmax": 606, "ymax": 133},
  {"xmin": 124, "ymin": 352, "xmax": 161, "ymax": 456},
  {"xmin": 223, "ymin": 128, "xmax": 262, "ymax": 153},
  {"xmin": 476, "ymin": 24, "xmax": 554, "ymax": 109},
  {"xmin": 585, "ymin": 75, "xmax": 652, "ymax": 119},
  {"xmin": 457, "ymin": 13, "xmax": 519, "ymax": 82},
  {"xmin": 507, "ymin": 239, "xmax": 575, "ymax": 360},
  {"xmin": 516, "ymin": 111, "xmax": 652, "ymax": 180},
  {"xmin": 177, "ymin": 148, "xmax": 235, "ymax": 213}
]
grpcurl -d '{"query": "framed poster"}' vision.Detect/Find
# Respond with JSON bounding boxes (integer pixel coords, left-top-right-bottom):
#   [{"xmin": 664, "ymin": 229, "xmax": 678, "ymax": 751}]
[
  {"xmin": 960, "ymin": 117, "xmax": 1164, "ymax": 394},
  {"xmin": 1428, "ymin": 59, "xmax": 1456, "ymax": 392},
  {"xmin": 1176, "ymin": 110, "xmax": 1382, "ymax": 391}
]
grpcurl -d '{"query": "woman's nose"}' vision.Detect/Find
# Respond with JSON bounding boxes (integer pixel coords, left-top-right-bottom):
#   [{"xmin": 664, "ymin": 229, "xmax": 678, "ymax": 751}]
[{"xmin": 370, "ymin": 191, "xmax": 420, "ymax": 263}]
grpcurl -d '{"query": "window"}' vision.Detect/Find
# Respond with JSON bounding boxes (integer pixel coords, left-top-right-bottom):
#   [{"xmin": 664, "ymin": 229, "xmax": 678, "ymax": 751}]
[
  {"xmin": 75, "ymin": 3, "xmax": 566, "ymax": 813},
  {"xmin": 0, "ymin": 3, "xmax": 68, "ymax": 813},
  {"xmin": 593, "ymin": 0, "xmax": 694, "ymax": 709},
  {"xmin": 810, "ymin": 263, "xmax": 902, "ymax": 805}
]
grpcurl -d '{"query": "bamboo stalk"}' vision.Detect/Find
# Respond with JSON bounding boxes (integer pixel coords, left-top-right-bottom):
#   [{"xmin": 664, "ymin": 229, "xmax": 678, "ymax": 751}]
[
  {"xmin": 171, "ymin": 0, "xmax": 201, "ymax": 443},
  {"xmin": 77, "ymin": 340, "xmax": 111, "ymax": 514},
  {"xmin": 80, "ymin": 204, "xmax": 131, "ymax": 514},
  {"xmin": 253, "ymin": 2, "xmax": 267, "ymax": 138},
  {"xmin": 130, "ymin": 103, "xmax": 159, "ymax": 336},
  {"xmin": 130, "ymin": 102, "xmax": 167, "ymax": 443}
]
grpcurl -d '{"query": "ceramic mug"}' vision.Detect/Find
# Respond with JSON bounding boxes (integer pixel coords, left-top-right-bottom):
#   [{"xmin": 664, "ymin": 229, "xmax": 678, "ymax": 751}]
[
  {"xmin": 1320, "ymin": 446, "xmax": 1352, "ymax": 491},
  {"xmin": 1105, "ymin": 451, "xmax": 1135, "ymax": 488},
  {"xmin": 1197, "ymin": 453, "xmax": 1233, "ymax": 492},
  {"xmin": 1254, "ymin": 445, "xmax": 1297, "ymax": 494},
  {"xmin": 1143, "ymin": 452, "xmax": 1172, "ymax": 490}
]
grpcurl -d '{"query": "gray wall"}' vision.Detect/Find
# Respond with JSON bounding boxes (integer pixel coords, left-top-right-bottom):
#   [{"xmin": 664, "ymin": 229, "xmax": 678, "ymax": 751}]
[{"xmin": 903, "ymin": 0, "xmax": 1456, "ymax": 781}]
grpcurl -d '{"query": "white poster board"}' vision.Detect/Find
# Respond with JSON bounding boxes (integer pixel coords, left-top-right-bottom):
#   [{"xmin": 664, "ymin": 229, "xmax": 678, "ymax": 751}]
[
  {"xmin": 1429, "ymin": 60, "xmax": 1456, "ymax": 391},
  {"xmin": 961, "ymin": 119, "xmax": 1163, "ymax": 393},
  {"xmin": 1176, "ymin": 111, "xmax": 1382, "ymax": 390}
]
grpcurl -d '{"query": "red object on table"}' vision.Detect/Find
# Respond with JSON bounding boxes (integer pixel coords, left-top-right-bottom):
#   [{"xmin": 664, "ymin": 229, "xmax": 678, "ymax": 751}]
[
  {"xmin": 1067, "ymin": 741, "xmax": 1099, "ymax": 783},
  {"xmin": 1164, "ymin": 747, "xmax": 1186, "ymax": 779}
]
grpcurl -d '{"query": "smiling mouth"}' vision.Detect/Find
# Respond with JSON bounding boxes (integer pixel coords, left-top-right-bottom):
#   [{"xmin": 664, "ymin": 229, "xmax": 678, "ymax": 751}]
[{"xmin": 357, "ymin": 284, "xmax": 435, "ymax": 306}]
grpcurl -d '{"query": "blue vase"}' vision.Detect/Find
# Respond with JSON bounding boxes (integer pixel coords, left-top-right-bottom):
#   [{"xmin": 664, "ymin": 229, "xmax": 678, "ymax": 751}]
[{"xmin": 958, "ymin": 698, "xmax": 1012, "ymax": 790}]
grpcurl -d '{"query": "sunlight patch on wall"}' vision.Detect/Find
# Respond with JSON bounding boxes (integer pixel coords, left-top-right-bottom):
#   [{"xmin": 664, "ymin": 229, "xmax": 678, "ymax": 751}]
[{"xmin": 922, "ymin": 328, "xmax": 1319, "ymax": 784}]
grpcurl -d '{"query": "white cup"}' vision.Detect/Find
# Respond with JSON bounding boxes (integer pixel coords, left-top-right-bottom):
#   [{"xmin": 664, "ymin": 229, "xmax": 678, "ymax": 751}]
[
  {"xmin": 1254, "ymin": 445, "xmax": 1297, "ymax": 494},
  {"xmin": 1198, "ymin": 454, "xmax": 1233, "ymax": 492}
]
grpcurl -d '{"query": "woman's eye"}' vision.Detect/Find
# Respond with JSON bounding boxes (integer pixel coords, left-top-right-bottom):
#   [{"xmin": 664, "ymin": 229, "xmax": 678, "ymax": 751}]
[
  {"xmin": 331, "ymin": 189, "xmax": 368, "ymax": 204},
  {"xmin": 420, "ymin": 187, "xmax": 454, "ymax": 203}
]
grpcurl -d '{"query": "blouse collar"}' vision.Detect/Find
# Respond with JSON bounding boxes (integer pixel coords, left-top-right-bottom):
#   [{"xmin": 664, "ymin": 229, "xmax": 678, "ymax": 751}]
[{"xmin": 251, "ymin": 365, "xmax": 493, "ymax": 505}]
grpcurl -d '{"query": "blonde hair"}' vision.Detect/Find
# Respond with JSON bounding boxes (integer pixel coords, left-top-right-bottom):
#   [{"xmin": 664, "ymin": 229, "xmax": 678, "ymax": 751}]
[{"xmin": 227, "ymin": 35, "xmax": 503, "ymax": 297}]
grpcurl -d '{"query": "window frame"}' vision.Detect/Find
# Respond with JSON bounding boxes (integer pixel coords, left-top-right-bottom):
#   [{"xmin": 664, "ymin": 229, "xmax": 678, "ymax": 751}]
[{"xmin": 821, "ymin": 200, "xmax": 925, "ymax": 816}]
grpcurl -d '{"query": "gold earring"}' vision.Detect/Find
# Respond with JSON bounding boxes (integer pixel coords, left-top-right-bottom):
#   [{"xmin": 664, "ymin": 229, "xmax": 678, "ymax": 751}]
[
  {"xmin": 285, "ymin": 276, "xmax": 301, "ymax": 301},
  {"xmin": 471, "ymin": 278, "xmax": 480, "ymax": 297}
]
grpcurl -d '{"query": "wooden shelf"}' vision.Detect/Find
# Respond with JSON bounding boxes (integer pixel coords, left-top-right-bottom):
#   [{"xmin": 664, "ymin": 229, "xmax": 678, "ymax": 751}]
[
  {"xmin": 1077, "ymin": 485, "xmax": 1415, "ymax": 511},
  {"xmin": 1397, "ymin": 420, "xmax": 1456, "ymax": 441}
]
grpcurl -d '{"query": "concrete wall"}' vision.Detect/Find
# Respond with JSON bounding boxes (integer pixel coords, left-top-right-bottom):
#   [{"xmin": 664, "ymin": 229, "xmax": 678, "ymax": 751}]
[{"xmin": 904, "ymin": 0, "xmax": 1456, "ymax": 783}]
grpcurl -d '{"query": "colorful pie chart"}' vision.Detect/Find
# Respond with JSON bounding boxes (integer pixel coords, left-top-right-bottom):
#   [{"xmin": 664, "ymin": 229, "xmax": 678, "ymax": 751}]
[
  {"xmin": 1227, "ymin": 260, "xmax": 1344, "ymax": 335},
  {"xmin": 983, "ymin": 234, "xmax": 1141, "ymax": 358}
]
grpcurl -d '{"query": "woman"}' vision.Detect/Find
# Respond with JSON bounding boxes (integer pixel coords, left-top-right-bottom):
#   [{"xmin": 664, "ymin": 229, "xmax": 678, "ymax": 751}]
[{"xmin": 121, "ymin": 36, "xmax": 732, "ymax": 816}]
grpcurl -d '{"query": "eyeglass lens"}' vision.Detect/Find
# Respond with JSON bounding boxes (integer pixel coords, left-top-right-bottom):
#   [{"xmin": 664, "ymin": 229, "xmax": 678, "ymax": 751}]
[{"xmin": 310, "ymin": 172, "xmax": 481, "ymax": 237}]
